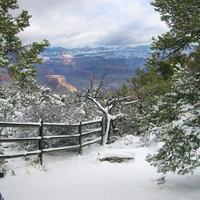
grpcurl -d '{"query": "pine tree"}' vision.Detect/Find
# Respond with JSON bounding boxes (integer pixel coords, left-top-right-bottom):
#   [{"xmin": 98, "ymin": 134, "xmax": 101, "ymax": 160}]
[
  {"xmin": 146, "ymin": 64, "xmax": 200, "ymax": 174},
  {"xmin": 0, "ymin": 0, "xmax": 49, "ymax": 89},
  {"xmin": 144, "ymin": 0, "xmax": 200, "ymax": 174},
  {"xmin": 126, "ymin": 67, "xmax": 171, "ymax": 138},
  {"xmin": 150, "ymin": 0, "xmax": 200, "ymax": 59}
]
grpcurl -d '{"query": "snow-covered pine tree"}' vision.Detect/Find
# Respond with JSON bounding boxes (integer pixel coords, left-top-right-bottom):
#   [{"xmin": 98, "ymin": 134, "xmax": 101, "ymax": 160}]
[
  {"xmin": 146, "ymin": 63, "xmax": 200, "ymax": 174},
  {"xmin": 150, "ymin": 0, "xmax": 200, "ymax": 59},
  {"xmin": 125, "ymin": 66, "xmax": 171, "ymax": 144}
]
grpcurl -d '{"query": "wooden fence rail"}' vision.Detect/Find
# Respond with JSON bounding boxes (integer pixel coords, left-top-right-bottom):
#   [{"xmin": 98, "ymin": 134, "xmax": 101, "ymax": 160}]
[{"xmin": 0, "ymin": 118, "xmax": 104, "ymax": 165}]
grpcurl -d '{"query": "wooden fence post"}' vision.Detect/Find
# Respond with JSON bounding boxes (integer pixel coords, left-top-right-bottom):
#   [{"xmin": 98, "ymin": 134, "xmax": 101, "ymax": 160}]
[
  {"xmin": 78, "ymin": 121, "xmax": 82, "ymax": 154},
  {"xmin": 100, "ymin": 118, "xmax": 104, "ymax": 146},
  {"xmin": 38, "ymin": 119, "xmax": 44, "ymax": 165},
  {"xmin": 0, "ymin": 118, "xmax": 104, "ymax": 162}
]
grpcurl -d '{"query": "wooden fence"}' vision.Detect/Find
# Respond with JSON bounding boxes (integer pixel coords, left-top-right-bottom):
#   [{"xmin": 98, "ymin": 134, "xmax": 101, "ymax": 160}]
[{"xmin": 0, "ymin": 118, "xmax": 104, "ymax": 165}]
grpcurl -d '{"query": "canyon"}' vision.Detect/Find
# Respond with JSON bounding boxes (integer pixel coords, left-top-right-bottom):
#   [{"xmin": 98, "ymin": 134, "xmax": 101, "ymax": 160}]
[
  {"xmin": 37, "ymin": 44, "xmax": 150, "ymax": 93},
  {"xmin": 0, "ymin": 45, "xmax": 150, "ymax": 93}
]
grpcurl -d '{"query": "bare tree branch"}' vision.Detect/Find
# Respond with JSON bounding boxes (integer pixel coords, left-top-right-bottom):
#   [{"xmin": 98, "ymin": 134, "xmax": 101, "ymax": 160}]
[{"xmin": 81, "ymin": 74, "xmax": 138, "ymax": 143}]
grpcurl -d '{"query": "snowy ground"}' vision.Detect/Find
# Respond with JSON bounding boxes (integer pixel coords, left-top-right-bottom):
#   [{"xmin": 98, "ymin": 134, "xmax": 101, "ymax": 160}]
[{"xmin": 0, "ymin": 135, "xmax": 200, "ymax": 200}]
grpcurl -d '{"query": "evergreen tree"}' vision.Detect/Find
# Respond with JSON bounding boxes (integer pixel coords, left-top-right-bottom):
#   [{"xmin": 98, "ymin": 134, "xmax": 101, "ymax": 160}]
[
  {"xmin": 143, "ymin": 0, "xmax": 200, "ymax": 174},
  {"xmin": 124, "ymin": 67, "xmax": 171, "ymax": 138},
  {"xmin": 0, "ymin": 0, "xmax": 49, "ymax": 89},
  {"xmin": 146, "ymin": 64, "xmax": 200, "ymax": 174},
  {"xmin": 187, "ymin": 44, "xmax": 200, "ymax": 73},
  {"xmin": 150, "ymin": 0, "xmax": 200, "ymax": 59}
]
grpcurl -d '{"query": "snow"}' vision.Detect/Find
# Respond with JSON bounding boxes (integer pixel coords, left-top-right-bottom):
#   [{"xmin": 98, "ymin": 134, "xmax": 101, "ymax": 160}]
[
  {"xmin": 98, "ymin": 148, "xmax": 135, "ymax": 159},
  {"xmin": 0, "ymin": 135, "xmax": 200, "ymax": 200}
]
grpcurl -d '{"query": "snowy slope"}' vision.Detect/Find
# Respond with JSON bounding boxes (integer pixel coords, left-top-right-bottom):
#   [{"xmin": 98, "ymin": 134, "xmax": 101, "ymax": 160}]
[{"xmin": 0, "ymin": 135, "xmax": 200, "ymax": 200}]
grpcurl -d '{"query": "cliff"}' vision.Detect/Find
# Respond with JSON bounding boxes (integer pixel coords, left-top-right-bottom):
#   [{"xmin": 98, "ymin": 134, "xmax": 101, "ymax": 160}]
[{"xmin": 45, "ymin": 75, "xmax": 77, "ymax": 94}]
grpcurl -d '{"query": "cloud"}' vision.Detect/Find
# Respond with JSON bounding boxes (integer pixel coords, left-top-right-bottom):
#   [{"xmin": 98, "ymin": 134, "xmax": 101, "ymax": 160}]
[{"xmin": 16, "ymin": 0, "xmax": 168, "ymax": 48}]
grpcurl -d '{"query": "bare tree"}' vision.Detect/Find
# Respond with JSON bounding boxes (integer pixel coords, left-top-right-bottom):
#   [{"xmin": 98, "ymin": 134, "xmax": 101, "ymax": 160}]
[{"xmin": 81, "ymin": 74, "xmax": 138, "ymax": 144}]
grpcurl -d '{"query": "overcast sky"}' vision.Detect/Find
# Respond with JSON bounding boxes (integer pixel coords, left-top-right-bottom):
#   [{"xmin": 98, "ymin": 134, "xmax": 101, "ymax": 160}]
[{"xmin": 16, "ymin": 0, "xmax": 168, "ymax": 48}]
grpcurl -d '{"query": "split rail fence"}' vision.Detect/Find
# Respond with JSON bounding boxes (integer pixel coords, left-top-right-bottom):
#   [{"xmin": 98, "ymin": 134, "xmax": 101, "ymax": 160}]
[{"xmin": 0, "ymin": 118, "xmax": 104, "ymax": 165}]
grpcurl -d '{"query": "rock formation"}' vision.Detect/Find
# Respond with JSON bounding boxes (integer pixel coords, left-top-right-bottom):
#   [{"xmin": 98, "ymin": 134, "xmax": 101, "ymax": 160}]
[{"xmin": 45, "ymin": 75, "xmax": 77, "ymax": 94}]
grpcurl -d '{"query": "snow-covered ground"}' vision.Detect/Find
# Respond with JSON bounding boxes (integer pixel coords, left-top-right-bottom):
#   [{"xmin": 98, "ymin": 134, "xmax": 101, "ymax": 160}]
[{"xmin": 0, "ymin": 135, "xmax": 200, "ymax": 200}]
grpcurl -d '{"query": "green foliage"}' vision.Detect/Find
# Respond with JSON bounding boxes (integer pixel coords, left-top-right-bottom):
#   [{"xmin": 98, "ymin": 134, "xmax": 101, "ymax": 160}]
[
  {"xmin": 0, "ymin": 0, "xmax": 50, "ymax": 89},
  {"xmin": 126, "ymin": 67, "xmax": 171, "ymax": 135},
  {"xmin": 151, "ymin": 0, "xmax": 200, "ymax": 58},
  {"xmin": 146, "ymin": 126, "xmax": 200, "ymax": 175},
  {"xmin": 119, "ymin": 1, "xmax": 200, "ymax": 174},
  {"xmin": 121, "ymin": 84, "xmax": 130, "ymax": 97},
  {"xmin": 146, "ymin": 64, "xmax": 200, "ymax": 174},
  {"xmin": 130, "ymin": 67, "xmax": 170, "ymax": 99},
  {"xmin": 187, "ymin": 44, "xmax": 200, "ymax": 73}
]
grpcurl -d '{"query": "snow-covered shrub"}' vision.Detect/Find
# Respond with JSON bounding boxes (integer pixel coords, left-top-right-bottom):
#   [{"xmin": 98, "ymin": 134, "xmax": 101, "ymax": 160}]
[{"xmin": 0, "ymin": 85, "xmax": 94, "ymax": 150}]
